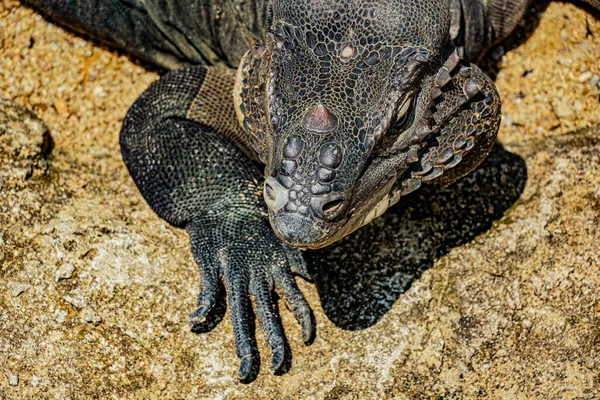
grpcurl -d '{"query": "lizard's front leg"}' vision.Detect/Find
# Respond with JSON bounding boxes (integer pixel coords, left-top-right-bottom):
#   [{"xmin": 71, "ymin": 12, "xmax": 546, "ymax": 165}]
[{"xmin": 120, "ymin": 66, "xmax": 315, "ymax": 380}]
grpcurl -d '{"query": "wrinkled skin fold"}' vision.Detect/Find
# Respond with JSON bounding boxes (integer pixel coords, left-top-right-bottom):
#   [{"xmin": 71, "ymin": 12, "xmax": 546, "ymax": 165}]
[{"xmin": 26, "ymin": 0, "xmax": 599, "ymax": 380}]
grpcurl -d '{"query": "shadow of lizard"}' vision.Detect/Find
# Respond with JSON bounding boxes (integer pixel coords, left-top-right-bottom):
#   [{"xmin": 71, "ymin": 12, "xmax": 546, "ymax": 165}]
[
  {"xmin": 305, "ymin": 0, "xmax": 600, "ymax": 331},
  {"xmin": 306, "ymin": 144, "xmax": 527, "ymax": 330}
]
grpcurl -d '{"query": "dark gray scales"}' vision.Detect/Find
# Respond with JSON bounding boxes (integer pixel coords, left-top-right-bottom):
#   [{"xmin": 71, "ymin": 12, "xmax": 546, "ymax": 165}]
[{"xmin": 26, "ymin": 0, "xmax": 600, "ymax": 380}]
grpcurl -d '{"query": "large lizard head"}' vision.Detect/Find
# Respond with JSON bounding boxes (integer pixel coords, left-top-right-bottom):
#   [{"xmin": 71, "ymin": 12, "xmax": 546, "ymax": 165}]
[{"xmin": 234, "ymin": 0, "xmax": 500, "ymax": 249}]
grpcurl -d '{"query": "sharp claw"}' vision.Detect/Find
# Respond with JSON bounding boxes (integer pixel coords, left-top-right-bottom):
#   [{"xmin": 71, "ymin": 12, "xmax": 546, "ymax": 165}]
[
  {"xmin": 301, "ymin": 314, "xmax": 316, "ymax": 345},
  {"xmin": 187, "ymin": 304, "xmax": 212, "ymax": 325},
  {"xmin": 272, "ymin": 265, "xmax": 315, "ymax": 346},
  {"xmin": 270, "ymin": 345, "xmax": 285, "ymax": 372},
  {"xmin": 238, "ymin": 354, "xmax": 257, "ymax": 381}
]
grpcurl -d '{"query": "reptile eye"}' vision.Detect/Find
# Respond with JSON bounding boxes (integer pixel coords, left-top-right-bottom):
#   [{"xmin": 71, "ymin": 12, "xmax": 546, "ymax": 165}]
[
  {"xmin": 374, "ymin": 95, "xmax": 417, "ymax": 155},
  {"xmin": 393, "ymin": 95, "xmax": 416, "ymax": 133}
]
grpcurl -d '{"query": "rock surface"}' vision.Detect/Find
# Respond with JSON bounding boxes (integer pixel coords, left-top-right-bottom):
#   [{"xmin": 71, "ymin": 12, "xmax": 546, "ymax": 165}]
[{"xmin": 1, "ymin": 1, "xmax": 599, "ymax": 399}]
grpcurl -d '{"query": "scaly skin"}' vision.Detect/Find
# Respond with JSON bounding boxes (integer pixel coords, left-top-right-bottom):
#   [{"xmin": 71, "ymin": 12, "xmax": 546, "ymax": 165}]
[
  {"xmin": 26, "ymin": 0, "xmax": 599, "ymax": 380},
  {"xmin": 233, "ymin": 4, "xmax": 501, "ymax": 248}
]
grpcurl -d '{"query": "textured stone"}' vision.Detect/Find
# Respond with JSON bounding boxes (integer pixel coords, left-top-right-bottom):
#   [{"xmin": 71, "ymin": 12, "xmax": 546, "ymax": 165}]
[
  {"xmin": 7, "ymin": 282, "xmax": 31, "ymax": 297},
  {"xmin": 54, "ymin": 263, "xmax": 75, "ymax": 282},
  {"xmin": 5, "ymin": 371, "xmax": 18, "ymax": 387},
  {"xmin": 0, "ymin": 2, "xmax": 599, "ymax": 399}
]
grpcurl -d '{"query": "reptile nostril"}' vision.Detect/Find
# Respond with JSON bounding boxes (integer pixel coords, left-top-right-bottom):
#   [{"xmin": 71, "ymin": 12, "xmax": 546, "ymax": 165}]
[
  {"xmin": 322, "ymin": 198, "xmax": 344, "ymax": 216},
  {"xmin": 264, "ymin": 177, "xmax": 288, "ymax": 212},
  {"xmin": 265, "ymin": 182, "xmax": 276, "ymax": 201}
]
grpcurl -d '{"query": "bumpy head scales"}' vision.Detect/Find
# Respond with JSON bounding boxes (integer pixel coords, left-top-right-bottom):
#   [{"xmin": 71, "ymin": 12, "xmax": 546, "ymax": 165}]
[{"xmin": 233, "ymin": 0, "xmax": 501, "ymax": 249}]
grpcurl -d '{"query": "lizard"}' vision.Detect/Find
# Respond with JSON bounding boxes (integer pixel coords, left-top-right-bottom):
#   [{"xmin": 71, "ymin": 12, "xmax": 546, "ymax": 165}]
[{"xmin": 26, "ymin": 0, "xmax": 599, "ymax": 380}]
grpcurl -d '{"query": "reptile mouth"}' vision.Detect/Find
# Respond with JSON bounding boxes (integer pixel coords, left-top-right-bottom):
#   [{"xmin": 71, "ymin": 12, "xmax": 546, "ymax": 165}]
[{"xmin": 264, "ymin": 173, "xmax": 350, "ymax": 248}]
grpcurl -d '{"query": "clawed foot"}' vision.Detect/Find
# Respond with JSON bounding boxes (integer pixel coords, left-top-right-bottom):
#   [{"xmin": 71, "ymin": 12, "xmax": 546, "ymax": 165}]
[{"xmin": 185, "ymin": 213, "xmax": 315, "ymax": 380}]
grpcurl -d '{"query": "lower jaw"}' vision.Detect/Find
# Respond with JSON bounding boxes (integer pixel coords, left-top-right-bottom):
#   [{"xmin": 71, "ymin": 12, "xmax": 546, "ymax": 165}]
[
  {"xmin": 272, "ymin": 183, "xmax": 395, "ymax": 250},
  {"xmin": 284, "ymin": 197, "xmax": 391, "ymax": 250}
]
